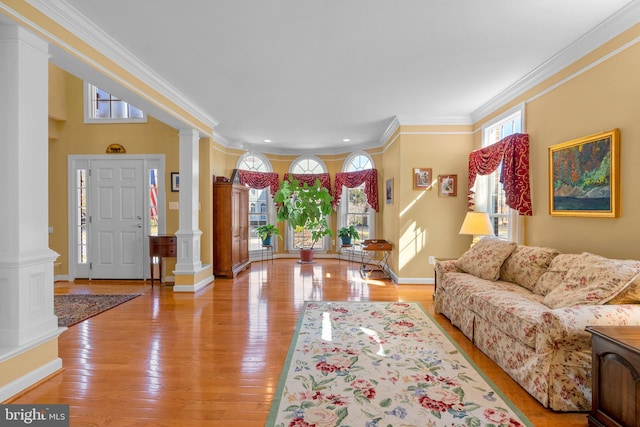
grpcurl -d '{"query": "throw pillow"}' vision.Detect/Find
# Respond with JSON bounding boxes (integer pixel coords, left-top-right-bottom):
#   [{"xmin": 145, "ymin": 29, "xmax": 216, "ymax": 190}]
[
  {"xmin": 500, "ymin": 245, "xmax": 559, "ymax": 291},
  {"xmin": 543, "ymin": 253, "xmax": 640, "ymax": 309},
  {"xmin": 533, "ymin": 253, "xmax": 582, "ymax": 296},
  {"xmin": 455, "ymin": 236, "xmax": 517, "ymax": 281}
]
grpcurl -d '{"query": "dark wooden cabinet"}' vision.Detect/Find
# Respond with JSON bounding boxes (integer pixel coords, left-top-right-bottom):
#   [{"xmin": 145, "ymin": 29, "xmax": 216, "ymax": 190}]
[
  {"xmin": 149, "ymin": 235, "xmax": 177, "ymax": 286},
  {"xmin": 212, "ymin": 181, "xmax": 249, "ymax": 278},
  {"xmin": 587, "ymin": 326, "xmax": 640, "ymax": 427}
]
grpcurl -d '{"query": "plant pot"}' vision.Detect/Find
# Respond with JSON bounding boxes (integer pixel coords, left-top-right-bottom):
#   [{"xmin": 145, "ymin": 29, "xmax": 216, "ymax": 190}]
[
  {"xmin": 299, "ymin": 248, "xmax": 314, "ymax": 263},
  {"xmin": 261, "ymin": 235, "xmax": 272, "ymax": 246},
  {"xmin": 340, "ymin": 236, "xmax": 352, "ymax": 246}
]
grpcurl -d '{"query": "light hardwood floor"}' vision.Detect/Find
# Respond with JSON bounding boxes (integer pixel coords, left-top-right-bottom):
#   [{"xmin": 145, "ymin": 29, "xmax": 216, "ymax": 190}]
[{"xmin": 9, "ymin": 259, "xmax": 588, "ymax": 426}]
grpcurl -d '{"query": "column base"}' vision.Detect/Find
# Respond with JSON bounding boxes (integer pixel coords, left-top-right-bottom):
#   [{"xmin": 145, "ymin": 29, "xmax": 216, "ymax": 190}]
[{"xmin": 173, "ymin": 264, "xmax": 214, "ymax": 293}]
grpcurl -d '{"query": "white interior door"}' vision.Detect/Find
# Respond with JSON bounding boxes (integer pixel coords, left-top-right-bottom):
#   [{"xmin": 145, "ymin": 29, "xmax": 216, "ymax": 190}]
[{"xmin": 90, "ymin": 159, "xmax": 144, "ymax": 279}]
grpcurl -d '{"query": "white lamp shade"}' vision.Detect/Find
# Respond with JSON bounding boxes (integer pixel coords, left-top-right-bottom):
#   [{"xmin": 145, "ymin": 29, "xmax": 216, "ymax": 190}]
[{"xmin": 459, "ymin": 212, "xmax": 494, "ymax": 236}]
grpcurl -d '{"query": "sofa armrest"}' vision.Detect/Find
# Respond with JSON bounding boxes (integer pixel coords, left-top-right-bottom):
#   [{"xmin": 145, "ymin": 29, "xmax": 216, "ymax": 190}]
[
  {"xmin": 435, "ymin": 259, "xmax": 461, "ymax": 284},
  {"xmin": 538, "ymin": 304, "xmax": 640, "ymax": 352}
]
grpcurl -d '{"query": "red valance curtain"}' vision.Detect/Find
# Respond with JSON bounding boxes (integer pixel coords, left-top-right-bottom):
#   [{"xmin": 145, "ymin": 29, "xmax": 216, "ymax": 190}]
[
  {"xmin": 467, "ymin": 133, "xmax": 532, "ymax": 216},
  {"xmin": 237, "ymin": 170, "xmax": 280, "ymax": 196},
  {"xmin": 333, "ymin": 169, "xmax": 379, "ymax": 212},
  {"xmin": 285, "ymin": 173, "xmax": 332, "ymax": 195}
]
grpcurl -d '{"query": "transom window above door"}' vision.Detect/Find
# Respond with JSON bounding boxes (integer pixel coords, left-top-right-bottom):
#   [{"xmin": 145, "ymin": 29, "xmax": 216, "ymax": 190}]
[{"xmin": 84, "ymin": 83, "xmax": 147, "ymax": 123}]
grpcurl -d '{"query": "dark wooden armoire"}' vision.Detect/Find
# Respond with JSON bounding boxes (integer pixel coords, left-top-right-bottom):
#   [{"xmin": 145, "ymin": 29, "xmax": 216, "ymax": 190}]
[{"xmin": 212, "ymin": 180, "xmax": 249, "ymax": 277}]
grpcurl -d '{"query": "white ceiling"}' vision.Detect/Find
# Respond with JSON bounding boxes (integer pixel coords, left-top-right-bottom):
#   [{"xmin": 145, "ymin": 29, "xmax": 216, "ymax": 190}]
[{"xmin": 16, "ymin": 1, "xmax": 640, "ymax": 153}]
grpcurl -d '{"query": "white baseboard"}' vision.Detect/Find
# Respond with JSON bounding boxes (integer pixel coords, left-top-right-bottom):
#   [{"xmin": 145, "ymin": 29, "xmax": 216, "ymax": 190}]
[
  {"xmin": 0, "ymin": 358, "xmax": 63, "ymax": 402},
  {"xmin": 396, "ymin": 278, "xmax": 434, "ymax": 285}
]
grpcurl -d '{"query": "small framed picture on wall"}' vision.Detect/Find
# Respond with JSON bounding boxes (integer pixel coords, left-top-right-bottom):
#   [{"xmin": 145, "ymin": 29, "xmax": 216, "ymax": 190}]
[
  {"xmin": 438, "ymin": 175, "xmax": 457, "ymax": 197},
  {"xmin": 385, "ymin": 178, "xmax": 393, "ymax": 205},
  {"xmin": 171, "ymin": 172, "xmax": 180, "ymax": 192},
  {"xmin": 413, "ymin": 168, "xmax": 432, "ymax": 190}
]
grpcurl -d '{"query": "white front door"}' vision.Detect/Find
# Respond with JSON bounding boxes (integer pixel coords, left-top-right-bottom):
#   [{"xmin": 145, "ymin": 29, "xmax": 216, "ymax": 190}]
[{"xmin": 90, "ymin": 159, "xmax": 144, "ymax": 279}]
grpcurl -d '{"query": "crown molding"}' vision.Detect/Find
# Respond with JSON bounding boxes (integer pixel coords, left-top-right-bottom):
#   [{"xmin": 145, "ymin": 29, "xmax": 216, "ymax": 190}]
[
  {"xmin": 471, "ymin": 0, "xmax": 640, "ymax": 123},
  {"xmin": 379, "ymin": 116, "xmax": 401, "ymax": 146},
  {"xmin": 395, "ymin": 114, "xmax": 472, "ymax": 126},
  {"xmin": 226, "ymin": 139, "xmax": 383, "ymax": 156},
  {"xmin": 212, "ymin": 130, "xmax": 231, "ymax": 147},
  {"xmin": 25, "ymin": 0, "xmax": 218, "ymax": 131}
]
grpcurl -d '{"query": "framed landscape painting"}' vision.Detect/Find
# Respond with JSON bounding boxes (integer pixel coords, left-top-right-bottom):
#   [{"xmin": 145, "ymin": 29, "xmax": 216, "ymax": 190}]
[{"xmin": 548, "ymin": 129, "xmax": 619, "ymax": 217}]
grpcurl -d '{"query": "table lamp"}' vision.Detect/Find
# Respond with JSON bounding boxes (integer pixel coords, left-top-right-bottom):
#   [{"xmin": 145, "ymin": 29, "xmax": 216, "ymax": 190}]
[{"xmin": 459, "ymin": 211, "xmax": 494, "ymax": 246}]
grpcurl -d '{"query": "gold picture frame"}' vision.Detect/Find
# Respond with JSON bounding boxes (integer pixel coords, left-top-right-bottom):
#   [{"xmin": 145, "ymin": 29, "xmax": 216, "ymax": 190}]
[
  {"xmin": 548, "ymin": 129, "xmax": 619, "ymax": 217},
  {"xmin": 413, "ymin": 168, "xmax": 432, "ymax": 190}
]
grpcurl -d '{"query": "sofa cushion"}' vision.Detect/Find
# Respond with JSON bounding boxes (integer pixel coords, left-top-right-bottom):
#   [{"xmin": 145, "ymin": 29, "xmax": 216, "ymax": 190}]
[
  {"xmin": 543, "ymin": 253, "xmax": 640, "ymax": 309},
  {"xmin": 456, "ymin": 237, "xmax": 517, "ymax": 281},
  {"xmin": 533, "ymin": 253, "xmax": 582, "ymax": 296},
  {"xmin": 500, "ymin": 245, "xmax": 559, "ymax": 291},
  {"xmin": 440, "ymin": 272, "xmax": 505, "ymax": 301},
  {"xmin": 472, "ymin": 285, "xmax": 546, "ymax": 348}
]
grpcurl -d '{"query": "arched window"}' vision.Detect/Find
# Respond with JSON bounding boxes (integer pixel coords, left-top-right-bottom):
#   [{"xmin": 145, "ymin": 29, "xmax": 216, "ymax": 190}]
[
  {"xmin": 287, "ymin": 156, "xmax": 330, "ymax": 252},
  {"xmin": 237, "ymin": 152, "xmax": 275, "ymax": 253},
  {"xmin": 339, "ymin": 152, "xmax": 375, "ymax": 243},
  {"xmin": 291, "ymin": 156, "xmax": 325, "ymax": 174},
  {"xmin": 238, "ymin": 153, "xmax": 270, "ymax": 172}
]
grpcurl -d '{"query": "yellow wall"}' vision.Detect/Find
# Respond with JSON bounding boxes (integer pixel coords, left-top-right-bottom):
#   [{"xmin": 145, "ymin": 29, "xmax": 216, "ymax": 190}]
[
  {"xmin": 381, "ymin": 126, "xmax": 473, "ymax": 279},
  {"xmin": 48, "ymin": 63, "xmax": 67, "ymax": 121},
  {"xmin": 523, "ymin": 37, "xmax": 640, "ymax": 257},
  {"xmin": 381, "ymin": 131, "xmax": 401, "ymax": 274}
]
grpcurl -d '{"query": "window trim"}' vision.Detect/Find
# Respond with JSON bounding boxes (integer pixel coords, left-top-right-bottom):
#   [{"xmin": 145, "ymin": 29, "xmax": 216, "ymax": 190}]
[
  {"xmin": 479, "ymin": 103, "xmax": 525, "ymax": 243},
  {"xmin": 84, "ymin": 82, "xmax": 148, "ymax": 124},
  {"xmin": 236, "ymin": 152, "xmax": 277, "ymax": 256},
  {"xmin": 286, "ymin": 156, "xmax": 331, "ymax": 253},
  {"xmin": 338, "ymin": 152, "xmax": 376, "ymax": 246},
  {"xmin": 237, "ymin": 152, "xmax": 273, "ymax": 172}
]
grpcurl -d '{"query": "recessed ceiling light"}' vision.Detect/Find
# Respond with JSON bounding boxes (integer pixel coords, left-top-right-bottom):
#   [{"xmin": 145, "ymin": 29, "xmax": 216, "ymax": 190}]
[
  {"xmin": 342, "ymin": 138, "xmax": 351, "ymax": 142},
  {"xmin": 263, "ymin": 139, "xmax": 271, "ymax": 143}
]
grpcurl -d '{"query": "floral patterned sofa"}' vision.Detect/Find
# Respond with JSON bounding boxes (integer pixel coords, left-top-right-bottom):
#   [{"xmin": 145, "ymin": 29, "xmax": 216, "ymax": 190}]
[{"xmin": 434, "ymin": 237, "xmax": 640, "ymax": 411}]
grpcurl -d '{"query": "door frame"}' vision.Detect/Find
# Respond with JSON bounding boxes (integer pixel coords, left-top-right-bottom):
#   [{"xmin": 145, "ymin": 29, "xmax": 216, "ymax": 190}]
[{"xmin": 67, "ymin": 154, "xmax": 166, "ymax": 281}]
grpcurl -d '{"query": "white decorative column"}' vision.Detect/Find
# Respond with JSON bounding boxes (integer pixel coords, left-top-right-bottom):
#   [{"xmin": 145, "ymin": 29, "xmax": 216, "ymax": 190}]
[
  {"xmin": 0, "ymin": 26, "xmax": 63, "ymax": 401},
  {"xmin": 173, "ymin": 129, "xmax": 214, "ymax": 292}
]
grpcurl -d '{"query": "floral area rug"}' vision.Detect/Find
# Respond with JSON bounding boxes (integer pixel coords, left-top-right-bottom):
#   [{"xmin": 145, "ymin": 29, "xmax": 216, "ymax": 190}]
[
  {"xmin": 55, "ymin": 294, "xmax": 142, "ymax": 327},
  {"xmin": 267, "ymin": 301, "xmax": 533, "ymax": 427}
]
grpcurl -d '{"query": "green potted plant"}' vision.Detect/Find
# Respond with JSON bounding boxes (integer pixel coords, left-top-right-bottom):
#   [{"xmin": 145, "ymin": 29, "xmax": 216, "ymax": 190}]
[
  {"xmin": 255, "ymin": 224, "xmax": 280, "ymax": 246},
  {"xmin": 274, "ymin": 178, "xmax": 334, "ymax": 262},
  {"xmin": 338, "ymin": 225, "xmax": 360, "ymax": 245}
]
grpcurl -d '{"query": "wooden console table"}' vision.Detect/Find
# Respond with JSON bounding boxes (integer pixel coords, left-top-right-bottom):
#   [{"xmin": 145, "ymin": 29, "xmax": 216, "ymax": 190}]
[
  {"xmin": 149, "ymin": 235, "xmax": 177, "ymax": 287},
  {"xmin": 586, "ymin": 325, "xmax": 640, "ymax": 427},
  {"xmin": 360, "ymin": 239, "xmax": 392, "ymax": 279}
]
